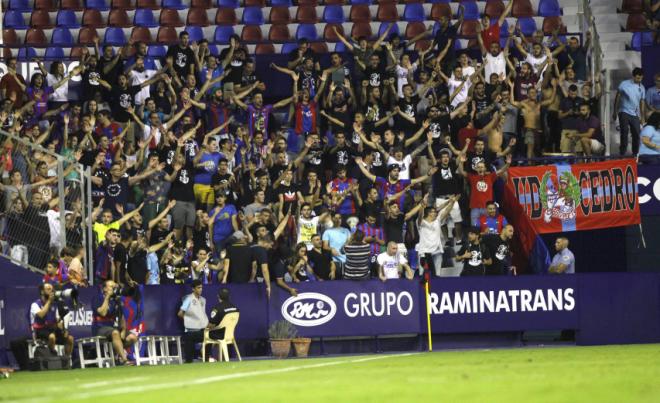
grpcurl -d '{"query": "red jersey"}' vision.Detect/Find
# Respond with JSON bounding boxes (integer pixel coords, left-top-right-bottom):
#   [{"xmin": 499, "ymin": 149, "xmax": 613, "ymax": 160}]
[
  {"xmin": 467, "ymin": 172, "xmax": 498, "ymax": 209},
  {"xmin": 481, "ymin": 22, "xmax": 500, "ymax": 50}
]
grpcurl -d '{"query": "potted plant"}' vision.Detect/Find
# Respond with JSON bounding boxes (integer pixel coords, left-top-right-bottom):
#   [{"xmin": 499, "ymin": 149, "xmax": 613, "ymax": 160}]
[
  {"xmin": 268, "ymin": 320, "xmax": 297, "ymax": 359},
  {"xmin": 292, "ymin": 337, "xmax": 312, "ymax": 358}
]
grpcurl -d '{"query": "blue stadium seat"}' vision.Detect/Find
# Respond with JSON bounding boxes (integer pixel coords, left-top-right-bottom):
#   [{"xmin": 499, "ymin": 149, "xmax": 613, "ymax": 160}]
[
  {"xmin": 104, "ymin": 27, "xmax": 127, "ymax": 45},
  {"xmin": 144, "ymin": 56, "xmax": 158, "ymax": 70},
  {"xmin": 403, "ymin": 4, "xmax": 425, "ymax": 22},
  {"xmin": 147, "ymin": 44, "xmax": 167, "ymax": 57},
  {"xmin": 630, "ymin": 31, "xmax": 654, "ymax": 50},
  {"xmin": 538, "ymin": 0, "xmax": 561, "ymax": 17},
  {"xmin": 217, "ymin": 0, "xmax": 239, "ymax": 7},
  {"xmin": 351, "ymin": 0, "xmax": 371, "ymax": 4},
  {"xmin": 56, "ymin": 10, "xmax": 81, "ymax": 28},
  {"xmin": 323, "ymin": 5, "xmax": 345, "ymax": 23},
  {"xmin": 52, "ymin": 27, "xmax": 75, "ymax": 45},
  {"xmin": 214, "ymin": 25, "xmax": 235, "ymax": 44},
  {"xmin": 497, "ymin": 19, "xmax": 509, "ymax": 37},
  {"xmin": 18, "ymin": 47, "xmax": 37, "ymax": 61},
  {"xmin": 460, "ymin": 1, "xmax": 480, "ymax": 20},
  {"xmin": 45, "ymin": 47, "xmax": 65, "ymax": 60},
  {"xmin": 281, "ymin": 42, "xmax": 298, "ymax": 54},
  {"xmin": 334, "ymin": 41, "xmax": 348, "ymax": 53},
  {"xmin": 186, "ymin": 26, "xmax": 204, "ymax": 42},
  {"xmin": 296, "ymin": 24, "xmax": 318, "ymax": 41},
  {"xmin": 378, "ymin": 22, "xmax": 399, "ymax": 38},
  {"xmin": 271, "ymin": 0, "xmax": 292, "ymax": 5},
  {"xmin": 3, "ymin": 10, "xmax": 28, "ymax": 29},
  {"xmin": 242, "ymin": 7, "xmax": 265, "ymax": 25},
  {"xmin": 208, "ymin": 44, "xmax": 219, "ymax": 56},
  {"xmin": 427, "ymin": 0, "xmax": 450, "ymax": 3},
  {"xmin": 517, "ymin": 17, "xmax": 537, "ymax": 36},
  {"xmin": 85, "ymin": 0, "xmax": 110, "ymax": 10},
  {"xmin": 162, "ymin": 0, "xmax": 187, "ymax": 9},
  {"xmin": 134, "ymin": 9, "xmax": 158, "ymax": 27},
  {"xmin": 9, "ymin": 0, "xmax": 32, "ymax": 12}
]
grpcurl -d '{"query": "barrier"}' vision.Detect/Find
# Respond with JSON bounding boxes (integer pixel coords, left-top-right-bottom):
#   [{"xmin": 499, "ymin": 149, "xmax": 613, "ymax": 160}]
[{"xmin": 2, "ymin": 273, "xmax": 660, "ymax": 353}]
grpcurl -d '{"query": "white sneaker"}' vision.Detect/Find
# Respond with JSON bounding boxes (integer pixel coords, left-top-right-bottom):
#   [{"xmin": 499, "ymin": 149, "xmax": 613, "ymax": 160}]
[{"xmin": 208, "ymin": 357, "xmax": 217, "ymax": 362}]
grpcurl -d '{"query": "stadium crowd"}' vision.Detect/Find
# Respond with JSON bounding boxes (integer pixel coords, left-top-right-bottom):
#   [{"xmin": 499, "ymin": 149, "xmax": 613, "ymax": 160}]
[{"xmin": 0, "ymin": 7, "xmax": 658, "ymax": 297}]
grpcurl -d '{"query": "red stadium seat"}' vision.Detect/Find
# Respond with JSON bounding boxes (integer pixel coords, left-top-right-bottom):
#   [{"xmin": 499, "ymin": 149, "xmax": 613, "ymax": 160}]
[
  {"xmin": 269, "ymin": 24, "xmax": 291, "ymax": 41},
  {"xmin": 255, "ymin": 43, "xmax": 275, "ymax": 54},
  {"xmin": 244, "ymin": 0, "xmax": 265, "ymax": 5},
  {"xmin": 157, "ymin": 26, "xmax": 178, "ymax": 43},
  {"xmin": 298, "ymin": 0, "xmax": 318, "ymax": 5},
  {"xmin": 2, "ymin": 29, "xmax": 19, "ymax": 46},
  {"xmin": 112, "ymin": 0, "xmax": 135, "ymax": 9},
  {"xmin": 78, "ymin": 27, "xmax": 99, "ymax": 44},
  {"xmin": 31, "ymin": 10, "xmax": 54, "ymax": 29},
  {"xmin": 323, "ymin": 23, "xmax": 345, "ymax": 41},
  {"xmin": 187, "ymin": 8, "xmax": 210, "ymax": 26},
  {"xmin": 460, "ymin": 20, "xmax": 479, "ymax": 37},
  {"xmin": 137, "ymin": 0, "xmax": 159, "ymax": 9},
  {"xmin": 296, "ymin": 6, "xmax": 318, "ymax": 23},
  {"xmin": 34, "ymin": 0, "xmax": 56, "ymax": 10},
  {"xmin": 2, "ymin": 48, "xmax": 13, "ymax": 59},
  {"xmin": 215, "ymin": 8, "xmax": 237, "ymax": 25},
  {"xmin": 350, "ymin": 5, "xmax": 372, "ymax": 22},
  {"xmin": 70, "ymin": 46, "xmax": 87, "ymax": 58},
  {"xmin": 310, "ymin": 42, "xmax": 328, "ymax": 53},
  {"xmin": 83, "ymin": 9, "xmax": 106, "ymax": 27},
  {"xmin": 160, "ymin": 9, "xmax": 184, "ymax": 26},
  {"xmin": 241, "ymin": 25, "xmax": 263, "ymax": 41},
  {"xmin": 431, "ymin": 3, "xmax": 451, "ymax": 20},
  {"xmin": 404, "ymin": 21, "xmax": 426, "ymax": 39},
  {"xmin": 542, "ymin": 16, "xmax": 565, "ymax": 34},
  {"xmin": 484, "ymin": 0, "xmax": 505, "ymax": 18},
  {"xmin": 25, "ymin": 28, "xmax": 48, "ymax": 46},
  {"xmin": 270, "ymin": 7, "xmax": 291, "ymax": 24},
  {"xmin": 621, "ymin": 0, "xmax": 643, "ymax": 13},
  {"xmin": 404, "ymin": 0, "xmax": 422, "ymax": 3},
  {"xmin": 109, "ymin": 9, "xmax": 131, "ymax": 27},
  {"xmin": 512, "ymin": 0, "xmax": 534, "ymax": 17},
  {"xmin": 377, "ymin": 4, "xmax": 398, "ymax": 21},
  {"xmin": 325, "ymin": 0, "xmax": 346, "ymax": 3},
  {"xmin": 61, "ymin": 0, "xmax": 83, "ymax": 10},
  {"xmin": 351, "ymin": 22, "xmax": 373, "ymax": 38},
  {"xmin": 467, "ymin": 38, "xmax": 479, "ymax": 49},
  {"xmin": 625, "ymin": 13, "xmax": 648, "ymax": 31},
  {"xmin": 131, "ymin": 26, "xmax": 153, "ymax": 43},
  {"xmin": 191, "ymin": 0, "xmax": 211, "ymax": 7},
  {"xmin": 414, "ymin": 39, "xmax": 431, "ymax": 51}
]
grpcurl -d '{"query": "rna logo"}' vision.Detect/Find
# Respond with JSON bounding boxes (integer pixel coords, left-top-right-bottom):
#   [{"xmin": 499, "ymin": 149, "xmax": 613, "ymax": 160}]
[{"xmin": 281, "ymin": 293, "xmax": 337, "ymax": 327}]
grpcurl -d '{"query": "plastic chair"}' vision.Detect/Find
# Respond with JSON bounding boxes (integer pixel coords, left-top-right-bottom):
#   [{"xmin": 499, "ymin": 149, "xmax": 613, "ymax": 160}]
[
  {"xmin": 192, "ymin": 0, "xmax": 211, "ymax": 7},
  {"xmin": 78, "ymin": 27, "xmax": 99, "ymax": 44},
  {"xmin": 137, "ymin": 0, "xmax": 159, "ymax": 9},
  {"xmin": 86, "ymin": 0, "xmax": 110, "ymax": 10},
  {"xmin": 45, "ymin": 47, "xmax": 66, "ymax": 60},
  {"xmin": 296, "ymin": 24, "xmax": 318, "ymax": 40},
  {"xmin": 378, "ymin": 21, "xmax": 399, "ymax": 38},
  {"xmin": 430, "ymin": 3, "xmax": 451, "ymax": 20},
  {"xmin": 484, "ymin": 0, "xmax": 504, "ymax": 18},
  {"xmin": 626, "ymin": 13, "xmax": 648, "ymax": 32},
  {"xmin": 245, "ymin": 0, "xmax": 264, "ymax": 5},
  {"xmin": 269, "ymin": 24, "xmax": 291, "ymax": 42},
  {"xmin": 281, "ymin": 42, "xmax": 298, "ymax": 54},
  {"xmin": 517, "ymin": 17, "xmax": 537, "ymax": 36},
  {"xmin": 271, "ymin": 0, "xmax": 292, "ymax": 5},
  {"xmin": 77, "ymin": 337, "xmax": 116, "ymax": 369},
  {"xmin": 35, "ymin": 0, "xmax": 57, "ymax": 10},
  {"xmin": 351, "ymin": 0, "xmax": 371, "ymax": 4},
  {"xmin": 157, "ymin": 26, "xmax": 178, "ymax": 43},
  {"xmin": 241, "ymin": 25, "xmax": 263, "ymax": 42},
  {"xmin": 214, "ymin": 25, "xmax": 235, "ymax": 44},
  {"xmin": 25, "ymin": 28, "xmax": 49, "ymax": 45},
  {"xmin": 131, "ymin": 26, "xmax": 153, "ymax": 43},
  {"xmin": 334, "ymin": 41, "xmax": 348, "ymax": 52},
  {"xmin": 377, "ymin": 4, "xmax": 398, "ymax": 21},
  {"xmin": 538, "ymin": 0, "xmax": 561, "ymax": 17},
  {"xmin": 31, "ymin": 10, "xmax": 54, "ymax": 29},
  {"xmin": 325, "ymin": 0, "xmax": 345, "ymax": 4},
  {"xmin": 162, "ymin": 0, "xmax": 187, "ymax": 9},
  {"xmin": 83, "ymin": 10, "xmax": 105, "ymax": 28},
  {"xmin": 405, "ymin": 21, "xmax": 426, "ymax": 39},
  {"xmin": 324, "ymin": 23, "xmax": 345, "ymax": 41},
  {"xmin": 542, "ymin": 16, "xmax": 564, "ymax": 34},
  {"xmin": 160, "ymin": 9, "xmax": 183, "ymax": 26},
  {"xmin": 461, "ymin": 1, "xmax": 479, "ymax": 20},
  {"xmin": 56, "ymin": 10, "xmax": 81, "ymax": 28},
  {"xmin": 630, "ymin": 31, "xmax": 654, "ymax": 50},
  {"xmin": 621, "ymin": 0, "xmax": 643, "ymax": 13},
  {"xmin": 134, "ymin": 9, "xmax": 158, "ymax": 27},
  {"xmin": 215, "ymin": 8, "xmax": 237, "ymax": 25},
  {"xmin": 3, "ymin": 29, "xmax": 20, "ymax": 46},
  {"xmin": 512, "ymin": 0, "xmax": 534, "ymax": 17},
  {"xmin": 187, "ymin": 8, "xmax": 210, "ymax": 26},
  {"xmin": 147, "ymin": 44, "xmax": 167, "ymax": 57},
  {"xmin": 270, "ymin": 7, "xmax": 291, "ymax": 24},
  {"xmin": 298, "ymin": 0, "xmax": 317, "ymax": 5},
  {"xmin": 296, "ymin": 5, "xmax": 318, "ymax": 23},
  {"xmin": 216, "ymin": 0, "xmax": 238, "ymax": 7},
  {"xmin": 52, "ymin": 27, "xmax": 75, "ymax": 45},
  {"xmin": 255, "ymin": 43, "xmax": 276, "ymax": 54},
  {"xmin": 104, "ymin": 26, "xmax": 128, "ymax": 45},
  {"xmin": 350, "ymin": 5, "xmax": 371, "ymax": 22},
  {"xmin": 403, "ymin": 3, "xmax": 425, "ymax": 22},
  {"xmin": 459, "ymin": 20, "xmax": 479, "ymax": 37},
  {"xmin": 310, "ymin": 42, "xmax": 328, "ymax": 53},
  {"xmin": 351, "ymin": 22, "xmax": 373, "ymax": 38},
  {"xmin": 71, "ymin": 46, "xmax": 87, "ymax": 57},
  {"xmin": 186, "ymin": 26, "xmax": 204, "ymax": 42},
  {"xmin": 242, "ymin": 7, "xmax": 265, "ymax": 25},
  {"xmin": 8, "ymin": 0, "xmax": 32, "ymax": 12},
  {"xmin": 62, "ymin": 0, "xmax": 84, "ymax": 10},
  {"xmin": 323, "ymin": 5, "xmax": 345, "ymax": 23},
  {"xmin": 18, "ymin": 47, "xmax": 38, "ymax": 61},
  {"xmin": 109, "ymin": 9, "xmax": 131, "ymax": 27},
  {"xmin": 414, "ymin": 39, "xmax": 431, "ymax": 51},
  {"xmin": 202, "ymin": 313, "xmax": 241, "ymax": 362}
]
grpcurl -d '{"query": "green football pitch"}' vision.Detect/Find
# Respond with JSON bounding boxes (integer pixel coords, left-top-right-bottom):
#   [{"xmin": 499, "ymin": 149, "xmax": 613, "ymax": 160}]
[{"xmin": 3, "ymin": 344, "xmax": 660, "ymax": 402}]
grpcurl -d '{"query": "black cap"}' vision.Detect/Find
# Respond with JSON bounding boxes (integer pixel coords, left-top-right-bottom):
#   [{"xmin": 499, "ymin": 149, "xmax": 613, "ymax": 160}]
[{"xmin": 218, "ymin": 288, "xmax": 230, "ymax": 301}]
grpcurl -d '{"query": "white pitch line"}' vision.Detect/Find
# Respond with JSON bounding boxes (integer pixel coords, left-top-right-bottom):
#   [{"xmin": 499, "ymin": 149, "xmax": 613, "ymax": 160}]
[
  {"xmin": 81, "ymin": 376, "xmax": 150, "ymax": 389},
  {"xmin": 62, "ymin": 353, "xmax": 419, "ymax": 401}
]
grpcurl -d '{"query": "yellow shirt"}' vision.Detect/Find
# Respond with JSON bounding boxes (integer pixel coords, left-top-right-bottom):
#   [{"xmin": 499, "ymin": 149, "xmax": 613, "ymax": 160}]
[{"xmin": 93, "ymin": 221, "xmax": 120, "ymax": 243}]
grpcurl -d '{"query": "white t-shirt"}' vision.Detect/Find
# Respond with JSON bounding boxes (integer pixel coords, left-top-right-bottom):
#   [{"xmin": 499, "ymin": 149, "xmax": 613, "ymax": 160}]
[
  {"xmin": 485, "ymin": 53, "xmax": 506, "ymax": 84},
  {"xmin": 297, "ymin": 216, "xmax": 320, "ymax": 248},
  {"xmin": 377, "ymin": 252, "xmax": 407, "ymax": 279},
  {"xmin": 130, "ymin": 69, "xmax": 157, "ymax": 105},
  {"xmin": 525, "ymin": 54, "xmax": 548, "ymax": 76},
  {"xmin": 448, "ymin": 77, "xmax": 471, "ymax": 108},
  {"xmin": 395, "ymin": 63, "xmax": 417, "ymax": 98},
  {"xmin": 143, "ymin": 123, "xmax": 168, "ymax": 149},
  {"xmin": 387, "ymin": 155, "xmax": 413, "ymax": 180},
  {"xmin": 47, "ymin": 73, "xmax": 68, "ymax": 102},
  {"xmin": 415, "ymin": 215, "xmax": 447, "ymax": 254}
]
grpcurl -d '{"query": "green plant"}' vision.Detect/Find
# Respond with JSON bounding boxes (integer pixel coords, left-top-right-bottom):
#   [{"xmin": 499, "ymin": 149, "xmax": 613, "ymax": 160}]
[{"xmin": 268, "ymin": 320, "xmax": 297, "ymax": 339}]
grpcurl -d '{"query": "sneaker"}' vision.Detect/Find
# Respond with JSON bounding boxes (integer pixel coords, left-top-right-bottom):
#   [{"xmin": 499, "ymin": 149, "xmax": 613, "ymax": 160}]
[{"xmin": 208, "ymin": 357, "xmax": 217, "ymax": 363}]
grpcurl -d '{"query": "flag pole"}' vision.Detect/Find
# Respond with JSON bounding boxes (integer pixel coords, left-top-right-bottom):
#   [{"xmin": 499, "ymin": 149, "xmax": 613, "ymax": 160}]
[{"xmin": 424, "ymin": 280, "xmax": 432, "ymax": 352}]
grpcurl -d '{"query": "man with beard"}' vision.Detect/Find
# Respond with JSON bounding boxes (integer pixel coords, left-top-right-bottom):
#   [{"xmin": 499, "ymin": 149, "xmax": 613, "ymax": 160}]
[
  {"xmin": 126, "ymin": 55, "xmax": 162, "ymax": 117},
  {"xmin": 564, "ymin": 103, "xmax": 605, "ymax": 156},
  {"xmin": 166, "ymin": 31, "xmax": 196, "ymax": 81},
  {"xmin": 482, "ymin": 224, "xmax": 515, "ymax": 276},
  {"xmin": 325, "ymin": 132, "xmax": 356, "ymax": 174},
  {"xmin": 233, "ymin": 91, "xmax": 293, "ymax": 138},
  {"xmin": 431, "ymin": 150, "xmax": 464, "ymax": 244},
  {"xmin": 109, "ymin": 72, "xmax": 164, "ymax": 125}
]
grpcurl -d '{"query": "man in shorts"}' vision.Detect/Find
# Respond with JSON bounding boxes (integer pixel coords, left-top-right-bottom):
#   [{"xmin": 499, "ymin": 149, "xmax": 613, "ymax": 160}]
[
  {"xmin": 92, "ymin": 280, "xmax": 136, "ymax": 365},
  {"xmin": 30, "ymin": 283, "xmax": 74, "ymax": 356}
]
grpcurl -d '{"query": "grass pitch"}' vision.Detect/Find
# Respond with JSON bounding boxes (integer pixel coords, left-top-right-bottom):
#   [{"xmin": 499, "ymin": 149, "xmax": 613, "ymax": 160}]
[{"xmin": 2, "ymin": 344, "xmax": 660, "ymax": 403}]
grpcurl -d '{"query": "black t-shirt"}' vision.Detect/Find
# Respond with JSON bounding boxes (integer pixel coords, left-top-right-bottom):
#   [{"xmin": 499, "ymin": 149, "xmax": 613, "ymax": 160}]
[
  {"xmin": 364, "ymin": 66, "xmax": 385, "ymax": 88},
  {"xmin": 114, "ymin": 243, "xmax": 127, "ymax": 282},
  {"xmin": 209, "ymin": 300, "xmax": 239, "ymax": 326},
  {"xmin": 298, "ymin": 69, "xmax": 319, "ymax": 98},
  {"xmin": 305, "ymin": 145, "xmax": 325, "ymax": 173},
  {"xmin": 221, "ymin": 52, "xmax": 244, "ymax": 85},
  {"xmin": 396, "ymin": 95, "xmax": 420, "ymax": 133},
  {"xmin": 211, "ymin": 172, "xmax": 234, "ymax": 201},
  {"xmin": 127, "ymin": 249, "xmax": 148, "ymax": 284},
  {"xmin": 308, "ymin": 248, "xmax": 333, "ymax": 280},
  {"xmin": 277, "ymin": 183, "xmax": 299, "ymax": 213},
  {"xmin": 268, "ymin": 163, "xmax": 288, "ymax": 185},
  {"xmin": 110, "ymin": 85, "xmax": 141, "ymax": 123},
  {"xmin": 166, "ymin": 45, "xmax": 195, "ymax": 79},
  {"xmin": 432, "ymin": 162, "xmax": 462, "ymax": 197},
  {"xmin": 384, "ymin": 215, "xmax": 405, "ymax": 244},
  {"xmin": 251, "ymin": 244, "xmax": 269, "ymax": 277},
  {"xmin": 482, "ymin": 234, "xmax": 510, "ymax": 276},
  {"xmin": 103, "ymin": 175, "xmax": 130, "ymax": 212},
  {"xmin": 458, "ymin": 242, "xmax": 491, "ymax": 275},
  {"xmin": 149, "ymin": 227, "xmax": 169, "ymax": 246},
  {"xmin": 327, "ymin": 99, "xmax": 352, "ymax": 132},
  {"xmin": 81, "ymin": 68, "xmax": 103, "ymax": 102},
  {"xmin": 226, "ymin": 244, "xmax": 254, "ymax": 283},
  {"xmin": 326, "ymin": 144, "xmax": 355, "ymax": 173},
  {"xmin": 466, "ymin": 150, "xmax": 496, "ymax": 174},
  {"xmin": 98, "ymin": 55, "xmax": 123, "ymax": 86},
  {"xmin": 168, "ymin": 161, "xmax": 195, "ymax": 202},
  {"xmin": 153, "ymin": 89, "xmax": 173, "ymax": 115},
  {"xmin": 192, "ymin": 225, "xmax": 212, "ymax": 255}
]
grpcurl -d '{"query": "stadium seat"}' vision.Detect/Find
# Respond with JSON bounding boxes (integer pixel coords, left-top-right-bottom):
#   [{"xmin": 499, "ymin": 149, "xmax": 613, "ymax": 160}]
[
  {"xmin": 104, "ymin": 26, "xmax": 127, "ymax": 45},
  {"xmin": 517, "ymin": 17, "xmax": 537, "ymax": 36},
  {"xmin": 350, "ymin": 5, "xmax": 372, "ymax": 22},
  {"xmin": 626, "ymin": 13, "xmax": 648, "ymax": 31},
  {"xmin": 334, "ymin": 41, "xmax": 348, "ymax": 52},
  {"xmin": 630, "ymin": 31, "xmax": 654, "ymax": 50},
  {"xmin": 245, "ymin": 0, "xmax": 265, "ymax": 6},
  {"xmin": 131, "ymin": 26, "xmax": 153, "ymax": 43},
  {"xmin": 484, "ymin": 0, "xmax": 504, "ymax": 18},
  {"xmin": 405, "ymin": 21, "xmax": 426, "ymax": 39},
  {"xmin": 414, "ymin": 40, "xmax": 431, "ymax": 51},
  {"xmin": 62, "ymin": 0, "xmax": 84, "ymax": 10},
  {"xmin": 56, "ymin": 10, "xmax": 81, "ymax": 28},
  {"xmin": 512, "ymin": 0, "xmax": 534, "ymax": 17},
  {"xmin": 186, "ymin": 26, "xmax": 204, "ymax": 42},
  {"xmin": 137, "ymin": 0, "xmax": 159, "ymax": 9},
  {"xmin": 270, "ymin": 7, "xmax": 291, "ymax": 24},
  {"xmin": 214, "ymin": 25, "xmax": 234, "ymax": 43},
  {"xmin": 351, "ymin": 0, "xmax": 371, "ymax": 4},
  {"xmin": 403, "ymin": 4, "xmax": 425, "ymax": 22},
  {"xmin": 52, "ymin": 27, "xmax": 75, "ymax": 45},
  {"xmin": 430, "ymin": 3, "xmax": 451, "ymax": 20},
  {"xmin": 157, "ymin": 26, "xmax": 178, "ymax": 43},
  {"xmin": 323, "ymin": 5, "xmax": 345, "ymax": 23},
  {"xmin": 112, "ymin": 0, "xmax": 134, "ymax": 9},
  {"xmin": 255, "ymin": 43, "xmax": 276, "ymax": 54},
  {"xmin": 134, "ymin": 9, "xmax": 158, "ymax": 27},
  {"xmin": 241, "ymin": 25, "xmax": 263, "ymax": 41},
  {"xmin": 271, "ymin": 0, "xmax": 292, "ymax": 5},
  {"xmin": 215, "ymin": 9, "xmax": 237, "ymax": 25},
  {"xmin": 621, "ymin": 0, "xmax": 643, "ymax": 13},
  {"xmin": 323, "ymin": 23, "xmax": 345, "ymax": 41},
  {"xmin": 160, "ymin": 9, "xmax": 184, "ymax": 26},
  {"xmin": 296, "ymin": 6, "xmax": 318, "ymax": 23},
  {"xmin": 296, "ymin": 24, "xmax": 318, "ymax": 40},
  {"xmin": 538, "ymin": 0, "xmax": 561, "ymax": 17},
  {"xmin": 269, "ymin": 24, "xmax": 291, "ymax": 42},
  {"xmin": 18, "ymin": 47, "xmax": 38, "ymax": 61},
  {"xmin": 310, "ymin": 42, "xmax": 328, "ymax": 53},
  {"xmin": 351, "ymin": 22, "xmax": 373, "ymax": 38},
  {"xmin": 191, "ymin": 0, "xmax": 210, "ymax": 6},
  {"xmin": 71, "ymin": 46, "xmax": 87, "ymax": 57},
  {"xmin": 35, "ymin": 0, "xmax": 57, "ymax": 10},
  {"xmin": 187, "ymin": 8, "xmax": 210, "ymax": 26},
  {"xmin": 31, "ymin": 10, "xmax": 54, "ymax": 29},
  {"xmin": 163, "ymin": 0, "xmax": 187, "ymax": 9},
  {"xmin": 298, "ymin": 0, "xmax": 318, "ymax": 5},
  {"xmin": 325, "ymin": 0, "xmax": 346, "ymax": 4},
  {"xmin": 82, "ymin": 9, "xmax": 105, "ymax": 27},
  {"xmin": 45, "ymin": 46, "xmax": 65, "ymax": 60},
  {"xmin": 207, "ymin": 44, "xmax": 219, "ymax": 55},
  {"xmin": 25, "ymin": 28, "xmax": 48, "ymax": 46},
  {"xmin": 109, "ymin": 9, "xmax": 131, "ymax": 27},
  {"xmin": 216, "ymin": 0, "xmax": 237, "ymax": 7},
  {"xmin": 2, "ymin": 11, "xmax": 27, "ymax": 30},
  {"xmin": 3, "ymin": 29, "xmax": 20, "ymax": 46},
  {"xmin": 377, "ymin": 4, "xmax": 398, "ymax": 21},
  {"xmin": 461, "ymin": 1, "xmax": 479, "ymax": 20},
  {"xmin": 78, "ymin": 27, "xmax": 99, "ymax": 43},
  {"xmin": 459, "ymin": 20, "xmax": 479, "ymax": 37},
  {"xmin": 86, "ymin": 0, "xmax": 110, "ymax": 10},
  {"xmin": 242, "ymin": 7, "xmax": 265, "ymax": 25},
  {"xmin": 8, "ymin": 0, "xmax": 31, "ymax": 12},
  {"xmin": 378, "ymin": 22, "xmax": 399, "ymax": 38},
  {"xmin": 542, "ymin": 16, "xmax": 564, "ymax": 34},
  {"xmin": 498, "ymin": 18, "xmax": 509, "ymax": 37},
  {"xmin": 281, "ymin": 42, "xmax": 298, "ymax": 54},
  {"xmin": 147, "ymin": 44, "xmax": 167, "ymax": 57},
  {"xmin": 144, "ymin": 56, "xmax": 158, "ymax": 70}
]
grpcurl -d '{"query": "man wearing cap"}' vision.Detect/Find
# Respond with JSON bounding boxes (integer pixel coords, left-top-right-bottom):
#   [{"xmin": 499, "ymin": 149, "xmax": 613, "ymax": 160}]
[
  {"xmin": 178, "ymin": 280, "xmax": 211, "ymax": 363},
  {"xmin": 206, "ymin": 288, "xmax": 239, "ymax": 340}
]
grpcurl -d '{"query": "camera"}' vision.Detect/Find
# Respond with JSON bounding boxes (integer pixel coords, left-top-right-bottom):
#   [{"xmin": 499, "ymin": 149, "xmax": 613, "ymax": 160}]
[{"xmin": 54, "ymin": 288, "xmax": 79, "ymax": 308}]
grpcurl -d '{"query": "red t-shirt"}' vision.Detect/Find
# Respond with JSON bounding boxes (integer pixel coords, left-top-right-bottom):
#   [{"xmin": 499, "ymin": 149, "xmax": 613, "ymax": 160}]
[
  {"xmin": 467, "ymin": 172, "xmax": 497, "ymax": 209},
  {"xmin": 458, "ymin": 127, "xmax": 479, "ymax": 152},
  {"xmin": 481, "ymin": 23, "xmax": 500, "ymax": 50}
]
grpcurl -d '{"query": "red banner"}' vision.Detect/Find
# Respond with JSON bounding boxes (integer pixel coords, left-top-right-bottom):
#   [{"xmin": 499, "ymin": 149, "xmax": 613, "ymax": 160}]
[{"xmin": 507, "ymin": 159, "xmax": 641, "ymax": 234}]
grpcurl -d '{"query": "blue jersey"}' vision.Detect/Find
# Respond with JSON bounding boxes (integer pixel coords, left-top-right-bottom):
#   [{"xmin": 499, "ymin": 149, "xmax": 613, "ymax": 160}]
[{"xmin": 194, "ymin": 151, "xmax": 222, "ymax": 185}]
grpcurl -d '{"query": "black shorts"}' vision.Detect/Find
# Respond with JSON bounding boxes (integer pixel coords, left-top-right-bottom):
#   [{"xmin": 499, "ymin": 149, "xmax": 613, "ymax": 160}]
[
  {"xmin": 35, "ymin": 328, "xmax": 68, "ymax": 344},
  {"xmin": 94, "ymin": 326, "xmax": 119, "ymax": 341}
]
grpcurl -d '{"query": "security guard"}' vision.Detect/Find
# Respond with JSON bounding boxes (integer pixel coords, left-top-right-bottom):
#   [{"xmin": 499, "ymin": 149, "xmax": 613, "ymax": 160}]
[{"xmin": 206, "ymin": 288, "xmax": 239, "ymax": 339}]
